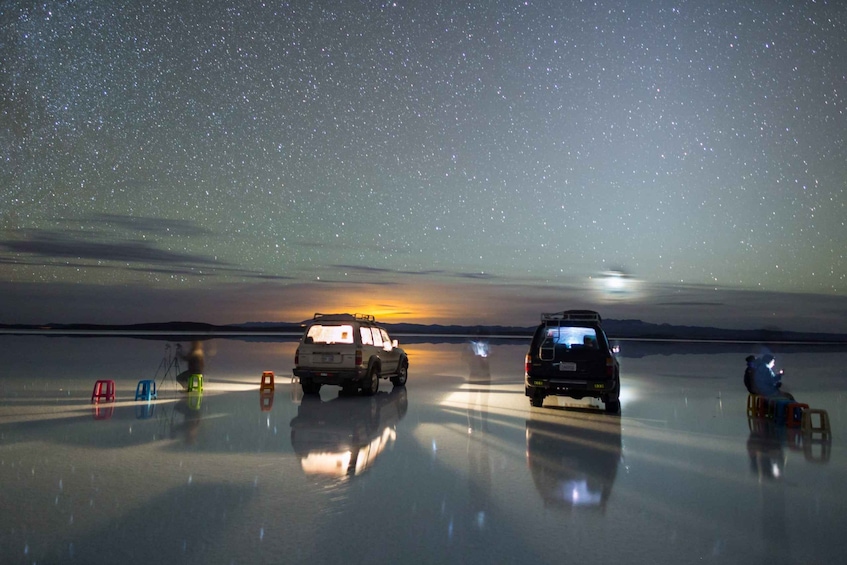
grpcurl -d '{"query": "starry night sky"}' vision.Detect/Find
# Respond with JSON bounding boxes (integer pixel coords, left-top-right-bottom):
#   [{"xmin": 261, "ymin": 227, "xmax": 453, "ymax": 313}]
[{"xmin": 2, "ymin": 0, "xmax": 846, "ymax": 331}]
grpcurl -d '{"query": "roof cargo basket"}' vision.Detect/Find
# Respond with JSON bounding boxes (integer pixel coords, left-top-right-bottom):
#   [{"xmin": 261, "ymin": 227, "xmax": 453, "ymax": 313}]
[
  {"xmin": 312, "ymin": 312, "xmax": 376, "ymax": 323},
  {"xmin": 540, "ymin": 310, "xmax": 602, "ymax": 323}
]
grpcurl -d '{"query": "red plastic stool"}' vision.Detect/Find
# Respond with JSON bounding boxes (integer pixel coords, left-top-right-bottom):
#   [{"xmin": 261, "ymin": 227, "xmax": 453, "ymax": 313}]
[
  {"xmin": 91, "ymin": 380, "xmax": 116, "ymax": 403},
  {"xmin": 785, "ymin": 403, "xmax": 810, "ymax": 428},
  {"xmin": 260, "ymin": 371, "xmax": 275, "ymax": 391}
]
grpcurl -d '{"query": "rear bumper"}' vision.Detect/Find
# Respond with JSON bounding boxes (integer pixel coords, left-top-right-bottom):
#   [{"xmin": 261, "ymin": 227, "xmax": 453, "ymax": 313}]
[
  {"xmin": 294, "ymin": 367, "xmax": 366, "ymax": 385},
  {"xmin": 525, "ymin": 375, "xmax": 618, "ymax": 399}
]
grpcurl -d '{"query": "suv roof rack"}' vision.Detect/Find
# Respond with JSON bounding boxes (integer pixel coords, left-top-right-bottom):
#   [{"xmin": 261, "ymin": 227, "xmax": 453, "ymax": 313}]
[
  {"xmin": 312, "ymin": 312, "xmax": 376, "ymax": 323},
  {"xmin": 540, "ymin": 310, "xmax": 602, "ymax": 323}
]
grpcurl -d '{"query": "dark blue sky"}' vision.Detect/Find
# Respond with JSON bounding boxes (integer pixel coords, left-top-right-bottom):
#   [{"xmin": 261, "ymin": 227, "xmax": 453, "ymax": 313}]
[{"xmin": 1, "ymin": 1, "xmax": 846, "ymax": 331}]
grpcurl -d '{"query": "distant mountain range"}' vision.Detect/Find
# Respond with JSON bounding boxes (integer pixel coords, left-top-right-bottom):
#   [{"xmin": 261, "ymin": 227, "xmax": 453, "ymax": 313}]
[{"xmin": 2, "ymin": 319, "xmax": 846, "ymax": 343}]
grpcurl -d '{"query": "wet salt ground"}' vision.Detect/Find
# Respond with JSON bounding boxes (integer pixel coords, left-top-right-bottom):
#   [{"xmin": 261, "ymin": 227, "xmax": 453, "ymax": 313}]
[{"xmin": 1, "ymin": 335, "xmax": 846, "ymax": 565}]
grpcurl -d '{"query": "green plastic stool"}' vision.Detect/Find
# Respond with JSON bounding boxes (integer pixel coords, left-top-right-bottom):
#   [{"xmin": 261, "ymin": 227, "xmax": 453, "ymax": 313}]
[{"xmin": 187, "ymin": 373, "xmax": 204, "ymax": 392}]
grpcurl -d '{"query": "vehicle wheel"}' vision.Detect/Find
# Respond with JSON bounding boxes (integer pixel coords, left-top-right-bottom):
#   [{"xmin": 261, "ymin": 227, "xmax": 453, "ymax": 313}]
[
  {"xmin": 362, "ymin": 366, "xmax": 379, "ymax": 396},
  {"xmin": 530, "ymin": 394, "xmax": 544, "ymax": 408},
  {"xmin": 301, "ymin": 380, "xmax": 321, "ymax": 395},
  {"xmin": 390, "ymin": 362, "xmax": 408, "ymax": 386},
  {"xmin": 605, "ymin": 399, "xmax": 621, "ymax": 414}
]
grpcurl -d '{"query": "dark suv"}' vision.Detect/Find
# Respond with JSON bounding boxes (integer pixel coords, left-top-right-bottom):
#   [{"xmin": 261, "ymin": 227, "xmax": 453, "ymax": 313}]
[
  {"xmin": 293, "ymin": 313, "xmax": 409, "ymax": 396},
  {"xmin": 524, "ymin": 310, "xmax": 620, "ymax": 413}
]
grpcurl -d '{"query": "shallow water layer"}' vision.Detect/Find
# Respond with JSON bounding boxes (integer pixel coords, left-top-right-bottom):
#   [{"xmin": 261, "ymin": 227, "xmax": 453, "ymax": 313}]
[{"xmin": 1, "ymin": 335, "xmax": 845, "ymax": 565}]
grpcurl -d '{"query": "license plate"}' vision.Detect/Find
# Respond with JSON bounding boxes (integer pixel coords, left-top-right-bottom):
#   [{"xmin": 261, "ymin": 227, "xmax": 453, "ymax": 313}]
[
  {"xmin": 593, "ymin": 383, "xmax": 606, "ymax": 389},
  {"xmin": 559, "ymin": 362, "xmax": 576, "ymax": 372},
  {"xmin": 533, "ymin": 380, "xmax": 545, "ymax": 386}
]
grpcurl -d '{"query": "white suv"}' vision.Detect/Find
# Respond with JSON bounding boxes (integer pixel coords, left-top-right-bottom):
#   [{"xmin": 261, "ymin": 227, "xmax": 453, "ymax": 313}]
[{"xmin": 293, "ymin": 313, "xmax": 409, "ymax": 396}]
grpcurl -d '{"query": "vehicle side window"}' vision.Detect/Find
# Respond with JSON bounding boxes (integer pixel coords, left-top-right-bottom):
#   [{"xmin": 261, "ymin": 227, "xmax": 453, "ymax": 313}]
[
  {"xmin": 380, "ymin": 329, "xmax": 392, "ymax": 350},
  {"xmin": 360, "ymin": 326, "xmax": 374, "ymax": 345},
  {"xmin": 371, "ymin": 327, "xmax": 384, "ymax": 347}
]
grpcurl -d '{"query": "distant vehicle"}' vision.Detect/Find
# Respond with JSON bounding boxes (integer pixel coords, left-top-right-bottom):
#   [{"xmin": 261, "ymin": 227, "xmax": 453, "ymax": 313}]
[
  {"xmin": 293, "ymin": 313, "xmax": 409, "ymax": 396},
  {"xmin": 524, "ymin": 310, "xmax": 620, "ymax": 413}
]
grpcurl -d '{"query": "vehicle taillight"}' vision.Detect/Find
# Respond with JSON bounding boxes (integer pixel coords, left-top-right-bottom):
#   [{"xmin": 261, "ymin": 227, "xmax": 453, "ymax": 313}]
[
  {"xmin": 525, "ymin": 354, "xmax": 531, "ymax": 375},
  {"xmin": 606, "ymin": 357, "xmax": 614, "ymax": 376},
  {"xmin": 294, "ymin": 348, "xmax": 299, "ymax": 366},
  {"xmin": 356, "ymin": 349, "xmax": 363, "ymax": 366}
]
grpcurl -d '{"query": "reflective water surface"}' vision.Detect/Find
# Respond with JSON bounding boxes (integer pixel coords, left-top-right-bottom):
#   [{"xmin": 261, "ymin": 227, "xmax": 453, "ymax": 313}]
[{"xmin": 1, "ymin": 335, "xmax": 845, "ymax": 564}]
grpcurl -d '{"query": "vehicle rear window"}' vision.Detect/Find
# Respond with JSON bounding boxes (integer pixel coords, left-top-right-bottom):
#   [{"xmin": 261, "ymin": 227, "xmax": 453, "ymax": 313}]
[
  {"xmin": 306, "ymin": 324, "xmax": 355, "ymax": 344},
  {"xmin": 542, "ymin": 326, "xmax": 599, "ymax": 349}
]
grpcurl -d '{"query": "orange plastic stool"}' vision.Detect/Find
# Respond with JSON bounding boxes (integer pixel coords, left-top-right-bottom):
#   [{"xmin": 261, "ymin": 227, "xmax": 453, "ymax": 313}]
[
  {"xmin": 260, "ymin": 371, "xmax": 275, "ymax": 391},
  {"xmin": 91, "ymin": 380, "xmax": 116, "ymax": 403},
  {"xmin": 260, "ymin": 390, "xmax": 275, "ymax": 412}
]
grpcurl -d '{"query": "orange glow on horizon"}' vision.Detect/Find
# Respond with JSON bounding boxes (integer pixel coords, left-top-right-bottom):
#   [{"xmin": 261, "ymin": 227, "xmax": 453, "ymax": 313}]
[{"xmin": 271, "ymin": 282, "xmax": 470, "ymax": 324}]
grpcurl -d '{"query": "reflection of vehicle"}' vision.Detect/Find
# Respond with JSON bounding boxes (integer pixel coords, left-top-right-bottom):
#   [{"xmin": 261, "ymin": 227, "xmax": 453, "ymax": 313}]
[
  {"xmin": 525, "ymin": 310, "xmax": 620, "ymax": 412},
  {"xmin": 293, "ymin": 313, "xmax": 409, "ymax": 396},
  {"xmin": 289, "ymin": 388, "xmax": 408, "ymax": 479},
  {"xmin": 525, "ymin": 414, "xmax": 621, "ymax": 511}
]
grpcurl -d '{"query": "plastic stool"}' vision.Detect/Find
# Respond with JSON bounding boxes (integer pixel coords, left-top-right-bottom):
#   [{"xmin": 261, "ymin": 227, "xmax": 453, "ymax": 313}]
[
  {"xmin": 801, "ymin": 408, "xmax": 831, "ymax": 436},
  {"xmin": 260, "ymin": 390, "xmax": 275, "ymax": 412},
  {"xmin": 135, "ymin": 403, "xmax": 155, "ymax": 419},
  {"xmin": 187, "ymin": 391, "xmax": 202, "ymax": 411},
  {"xmin": 91, "ymin": 380, "xmax": 116, "ymax": 403},
  {"xmin": 772, "ymin": 398, "xmax": 793, "ymax": 425},
  {"xmin": 260, "ymin": 371, "xmax": 275, "ymax": 391},
  {"xmin": 187, "ymin": 373, "xmax": 203, "ymax": 392},
  {"xmin": 754, "ymin": 395, "xmax": 769, "ymax": 418},
  {"xmin": 93, "ymin": 404, "xmax": 114, "ymax": 420},
  {"xmin": 746, "ymin": 394, "xmax": 760, "ymax": 418},
  {"xmin": 135, "ymin": 379, "xmax": 157, "ymax": 401},
  {"xmin": 785, "ymin": 403, "xmax": 810, "ymax": 428},
  {"xmin": 804, "ymin": 436, "xmax": 832, "ymax": 463}
]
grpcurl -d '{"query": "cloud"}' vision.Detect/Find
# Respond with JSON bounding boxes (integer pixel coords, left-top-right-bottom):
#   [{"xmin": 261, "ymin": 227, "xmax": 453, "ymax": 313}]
[
  {"xmin": 0, "ymin": 229, "xmax": 226, "ymax": 268},
  {"xmin": 84, "ymin": 213, "xmax": 214, "ymax": 237}
]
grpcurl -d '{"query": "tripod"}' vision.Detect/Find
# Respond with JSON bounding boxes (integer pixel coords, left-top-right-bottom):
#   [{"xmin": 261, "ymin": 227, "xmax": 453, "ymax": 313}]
[{"xmin": 155, "ymin": 343, "xmax": 182, "ymax": 388}]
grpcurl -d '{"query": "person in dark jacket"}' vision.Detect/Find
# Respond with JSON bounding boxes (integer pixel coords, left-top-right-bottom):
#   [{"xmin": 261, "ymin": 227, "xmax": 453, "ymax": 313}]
[
  {"xmin": 752, "ymin": 354, "xmax": 794, "ymax": 400},
  {"xmin": 743, "ymin": 355, "xmax": 757, "ymax": 394}
]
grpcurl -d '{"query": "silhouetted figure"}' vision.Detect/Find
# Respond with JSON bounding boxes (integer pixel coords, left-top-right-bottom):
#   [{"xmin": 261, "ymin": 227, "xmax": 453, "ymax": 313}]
[
  {"xmin": 743, "ymin": 355, "xmax": 757, "ymax": 394},
  {"xmin": 752, "ymin": 354, "xmax": 794, "ymax": 400},
  {"xmin": 176, "ymin": 341, "xmax": 204, "ymax": 390}
]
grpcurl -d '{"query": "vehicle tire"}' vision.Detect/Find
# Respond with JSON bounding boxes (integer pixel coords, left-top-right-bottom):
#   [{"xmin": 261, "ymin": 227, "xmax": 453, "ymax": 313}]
[
  {"xmin": 362, "ymin": 366, "xmax": 379, "ymax": 396},
  {"xmin": 390, "ymin": 361, "xmax": 408, "ymax": 386},
  {"xmin": 605, "ymin": 399, "xmax": 621, "ymax": 414},
  {"xmin": 530, "ymin": 393, "xmax": 544, "ymax": 408},
  {"xmin": 301, "ymin": 380, "xmax": 321, "ymax": 395}
]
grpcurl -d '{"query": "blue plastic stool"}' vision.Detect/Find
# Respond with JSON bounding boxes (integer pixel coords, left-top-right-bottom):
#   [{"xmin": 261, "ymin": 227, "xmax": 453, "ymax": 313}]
[{"xmin": 135, "ymin": 379, "xmax": 157, "ymax": 401}]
